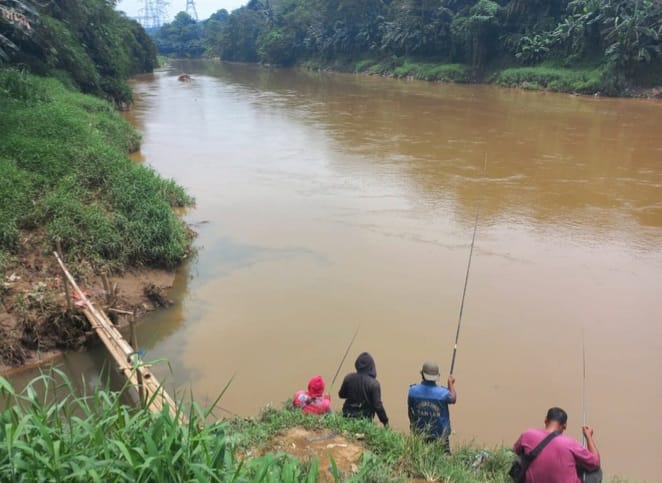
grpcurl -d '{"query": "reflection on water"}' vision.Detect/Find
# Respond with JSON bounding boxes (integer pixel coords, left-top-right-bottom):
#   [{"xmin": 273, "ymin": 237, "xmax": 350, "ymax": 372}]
[{"xmin": 11, "ymin": 60, "xmax": 662, "ymax": 479}]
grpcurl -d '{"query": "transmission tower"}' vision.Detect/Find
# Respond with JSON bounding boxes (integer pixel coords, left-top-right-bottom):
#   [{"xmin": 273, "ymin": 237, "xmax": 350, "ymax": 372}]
[
  {"xmin": 185, "ymin": 0, "xmax": 198, "ymax": 21},
  {"xmin": 138, "ymin": 0, "xmax": 169, "ymax": 30}
]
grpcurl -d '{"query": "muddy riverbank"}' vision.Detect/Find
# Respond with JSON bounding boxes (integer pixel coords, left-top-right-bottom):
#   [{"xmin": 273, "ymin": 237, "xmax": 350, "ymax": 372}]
[{"xmin": 0, "ymin": 249, "xmax": 179, "ymax": 374}]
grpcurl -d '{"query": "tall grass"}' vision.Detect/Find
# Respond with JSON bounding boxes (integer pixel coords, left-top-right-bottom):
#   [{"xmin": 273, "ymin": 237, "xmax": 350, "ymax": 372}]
[
  {"xmin": 0, "ymin": 68, "xmax": 193, "ymax": 270},
  {"xmin": 0, "ymin": 371, "xmax": 318, "ymax": 482}
]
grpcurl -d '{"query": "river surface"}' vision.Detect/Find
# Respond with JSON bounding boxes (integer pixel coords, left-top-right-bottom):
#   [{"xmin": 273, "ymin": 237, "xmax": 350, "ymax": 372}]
[{"xmin": 13, "ymin": 60, "xmax": 662, "ymax": 480}]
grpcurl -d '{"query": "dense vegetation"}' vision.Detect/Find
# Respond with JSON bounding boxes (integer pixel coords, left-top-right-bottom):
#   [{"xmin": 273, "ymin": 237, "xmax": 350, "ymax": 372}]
[
  {"xmin": 155, "ymin": 0, "xmax": 662, "ymax": 95},
  {"xmin": 0, "ymin": 69, "xmax": 192, "ymax": 279},
  {"xmin": 0, "ymin": 372, "xmax": 515, "ymax": 482},
  {"xmin": 0, "ymin": 2, "xmax": 190, "ymax": 278},
  {"xmin": 0, "ymin": 0, "xmax": 157, "ymax": 104}
]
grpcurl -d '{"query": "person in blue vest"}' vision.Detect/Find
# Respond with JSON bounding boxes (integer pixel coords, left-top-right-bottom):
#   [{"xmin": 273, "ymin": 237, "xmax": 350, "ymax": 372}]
[{"xmin": 407, "ymin": 361, "xmax": 457, "ymax": 452}]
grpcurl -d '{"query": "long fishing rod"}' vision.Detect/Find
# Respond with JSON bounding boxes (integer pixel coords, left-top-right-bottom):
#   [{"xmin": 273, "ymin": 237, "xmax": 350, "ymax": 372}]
[
  {"xmin": 330, "ymin": 324, "xmax": 361, "ymax": 390},
  {"xmin": 449, "ymin": 154, "xmax": 486, "ymax": 376},
  {"xmin": 448, "ymin": 207, "xmax": 480, "ymax": 375}
]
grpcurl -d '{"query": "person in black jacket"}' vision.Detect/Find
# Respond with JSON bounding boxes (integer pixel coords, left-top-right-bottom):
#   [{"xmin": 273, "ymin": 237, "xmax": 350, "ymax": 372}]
[{"xmin": 338, "ymin": 352, "xmax": 389, "ymax": 427}]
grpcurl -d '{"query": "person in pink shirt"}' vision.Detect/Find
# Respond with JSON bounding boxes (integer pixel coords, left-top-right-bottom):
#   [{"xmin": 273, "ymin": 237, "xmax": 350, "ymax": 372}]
[
  {"xmin": 293, "ymin": 375, "xmax": 331, "ymax": 415},
  {"xmin": 513, "ymin": 407, "xmax": 601, "ymax": 483}
]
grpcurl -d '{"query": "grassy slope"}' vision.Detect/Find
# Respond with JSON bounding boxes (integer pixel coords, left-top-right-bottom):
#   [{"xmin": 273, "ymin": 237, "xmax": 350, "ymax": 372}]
[
  {"xmin": 0, "ymin": 69, "xmax": 193, "ymax": 280},
  {"xmin": 0, "ymin": 372, "xmax": 514, "ymax": 482}
]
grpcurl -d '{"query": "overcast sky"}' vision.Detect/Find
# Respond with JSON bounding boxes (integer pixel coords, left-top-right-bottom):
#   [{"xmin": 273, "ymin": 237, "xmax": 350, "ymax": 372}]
[{"xmin": 117, "ymin": 0, "xmax": 246, "ymax": 22}]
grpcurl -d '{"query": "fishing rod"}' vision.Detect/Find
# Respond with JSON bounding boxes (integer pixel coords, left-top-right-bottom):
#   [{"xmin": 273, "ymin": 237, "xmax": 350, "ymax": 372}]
[
  {"xmin": 449, "ymin": 154, "xmax": 486, "ymax": 376},
  {"xmin": 448, "ymin": 207, "xmax": 479, "ymax": 375},
  {"xmin": 330, "ymin": 324, "xmax": 361, "ymax": 391}
]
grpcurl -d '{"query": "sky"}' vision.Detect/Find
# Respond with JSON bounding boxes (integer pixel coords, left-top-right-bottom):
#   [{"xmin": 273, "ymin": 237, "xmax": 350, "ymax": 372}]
[{"xmin": 116, "ymin": 0, "xmax": 246, "ymax": 22}]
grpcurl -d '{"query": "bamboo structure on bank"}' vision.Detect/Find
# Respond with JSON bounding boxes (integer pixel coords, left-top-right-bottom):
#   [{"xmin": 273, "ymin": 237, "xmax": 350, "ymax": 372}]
[{"xmin": 53, "ymin": 252, "xmax": 184, "ymax": 423}]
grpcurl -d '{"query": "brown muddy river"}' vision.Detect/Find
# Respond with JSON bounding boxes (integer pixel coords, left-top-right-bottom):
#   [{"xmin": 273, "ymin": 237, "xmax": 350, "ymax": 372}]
[{"xmin": 14, "ymin": 60, "xmax": 662, "ymax": 480}]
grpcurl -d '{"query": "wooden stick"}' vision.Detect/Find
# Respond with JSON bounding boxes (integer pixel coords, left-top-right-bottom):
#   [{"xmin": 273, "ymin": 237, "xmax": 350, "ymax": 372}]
[
  {"xmin": 108, "ymin": 308, "xmax": 134, "ymax": 315},
  {"xmin": 101, "ymin": 273, "xmax": 111, "ymax": 305},
  {"xmin": 55, "ymin": 239, "xmax": 72, "ymax": 312}
]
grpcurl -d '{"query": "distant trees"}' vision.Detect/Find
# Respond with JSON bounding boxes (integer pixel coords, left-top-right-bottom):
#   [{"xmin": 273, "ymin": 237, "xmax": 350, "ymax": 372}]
[
  {"xmin": 0, "ymin": 0, "xmax": 156, "ymax": 104},
  {"xmin": 152, "ymin": 12, "xmax": 205, "ymax": 58},
  {"xmin": 150, "ymin": 0, "xmax": 661, "ymax": 86}
]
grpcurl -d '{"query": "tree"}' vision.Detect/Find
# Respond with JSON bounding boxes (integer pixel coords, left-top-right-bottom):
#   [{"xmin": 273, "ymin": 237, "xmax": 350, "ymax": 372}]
[
  {"xmin": 153, "ymin": 12, "xmax": 205, "ymax": 58},
  {"xmin": 3, "ymin": 0, "xmax": 156, "ymax": 103},
  {"xmin": 451, "ymin": 0, "xmax": 503, "ymax": 71}
]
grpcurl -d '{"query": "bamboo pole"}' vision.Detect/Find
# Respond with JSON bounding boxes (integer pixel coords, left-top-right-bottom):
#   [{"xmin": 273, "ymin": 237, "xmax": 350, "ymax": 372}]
[{"xmin": 53, "ymin": 252, "xmax": 183, "ymax": 423}]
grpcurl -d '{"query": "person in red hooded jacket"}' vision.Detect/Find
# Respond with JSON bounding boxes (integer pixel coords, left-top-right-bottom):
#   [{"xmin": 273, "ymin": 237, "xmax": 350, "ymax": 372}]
[{"xmin": 293, "ymin": 375, "xmax": 332, "ymax": 415}]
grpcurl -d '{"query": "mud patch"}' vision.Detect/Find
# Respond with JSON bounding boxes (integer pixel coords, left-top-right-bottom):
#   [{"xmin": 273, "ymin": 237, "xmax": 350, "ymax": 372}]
[
  {"xmin": 254, "ymin": 427, "xmax": 365, "ymax": 481},
  {"xmin": 20, "ymin": 311, "xmax": 90, "ymax": 352},
  {"xmin": 143, "ymin": 283, "xmax": 172, "ymax": 308},
  {"xmin": 0, "ymin": 256, "xmax": 177, "ymax": 372}
]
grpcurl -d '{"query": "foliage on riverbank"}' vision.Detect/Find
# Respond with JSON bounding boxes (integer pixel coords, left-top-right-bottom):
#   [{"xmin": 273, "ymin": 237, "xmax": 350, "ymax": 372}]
[
  {"xmin": 492, "ymin": 65, "xmax": 608, "ymax": 94},
  {"xmin": 154, "ymin": 0, "xmax": 662, "ymax": 96},
  {"xmin": 0, "ymin": 372, "xmax": 516, "ymax": 482},
  {"xmin": 0, "ymin": 69, "xmax": 193, "ymax": 281},
  {"xmin": 0, "ymin": 0, "xmax": 156, "ymax": 104}
]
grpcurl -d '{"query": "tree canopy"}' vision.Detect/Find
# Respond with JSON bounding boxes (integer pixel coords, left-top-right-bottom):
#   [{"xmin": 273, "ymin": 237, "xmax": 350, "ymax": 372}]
[
  {"xmin": 151, "ymin": 0, "xmax": 662, "ymax": 90},
  {"xmin": 1, "ymin": 0, "xmax": 157, "ymax": 104}
]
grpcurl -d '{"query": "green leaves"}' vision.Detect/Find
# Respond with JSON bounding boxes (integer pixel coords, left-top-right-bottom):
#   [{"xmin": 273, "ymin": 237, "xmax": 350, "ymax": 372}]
[
  {"xmin": 0, "ymin": 373, "xmax": 323, "ymax": 482},
  {"xmin": 0, "ymin": 71, "xmax": 193, "ymax": 270}
]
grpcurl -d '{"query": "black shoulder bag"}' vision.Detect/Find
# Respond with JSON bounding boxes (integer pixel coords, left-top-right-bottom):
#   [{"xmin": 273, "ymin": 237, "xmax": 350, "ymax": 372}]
[{"xmin": 509, "ymin": 431, "xmax": 559, "ymax": 483}]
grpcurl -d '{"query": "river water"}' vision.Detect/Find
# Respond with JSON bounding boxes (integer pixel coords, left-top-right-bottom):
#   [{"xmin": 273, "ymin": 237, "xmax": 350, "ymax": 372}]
[{"xmin": 14, "ymin": 60, "xmax": 662, "ymax": 480}]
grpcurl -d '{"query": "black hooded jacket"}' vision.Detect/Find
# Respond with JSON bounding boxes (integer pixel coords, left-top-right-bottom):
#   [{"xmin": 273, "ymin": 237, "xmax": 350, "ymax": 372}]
[{"xmin": 338, "ymin": 352, "xmax": 388, "ymax": 425}]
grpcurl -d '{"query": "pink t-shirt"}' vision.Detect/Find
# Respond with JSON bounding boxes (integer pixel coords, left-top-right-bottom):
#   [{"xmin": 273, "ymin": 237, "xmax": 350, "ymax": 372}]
[{"xmin": 513, "ymin": 428, "xmax": 600, "ymax": 483}]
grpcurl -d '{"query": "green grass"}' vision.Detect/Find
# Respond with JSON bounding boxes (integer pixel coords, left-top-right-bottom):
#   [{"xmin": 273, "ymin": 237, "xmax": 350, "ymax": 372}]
[
  {"xmin": 492, "ymin": 65, "xmax": 608, "ymax": 95},
  {"xmin": 0, "ymin": 371, "xmax": 319, "ymax": 482},
  {"xmin": 0, "ymin": 68, "xmax": 194, "ymax": 270}
]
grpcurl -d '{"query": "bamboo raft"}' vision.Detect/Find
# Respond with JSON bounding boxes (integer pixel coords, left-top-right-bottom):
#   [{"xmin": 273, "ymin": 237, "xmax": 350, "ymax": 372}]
[{"xmin": 53, "ymin": 252, "xmax": 184, "ymax": 423}]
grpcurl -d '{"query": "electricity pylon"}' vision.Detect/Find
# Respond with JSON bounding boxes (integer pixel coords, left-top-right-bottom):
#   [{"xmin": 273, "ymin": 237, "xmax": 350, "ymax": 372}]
[{"xmin": 185, "ymin": 0, "xmax": 198, "ymax": 21}]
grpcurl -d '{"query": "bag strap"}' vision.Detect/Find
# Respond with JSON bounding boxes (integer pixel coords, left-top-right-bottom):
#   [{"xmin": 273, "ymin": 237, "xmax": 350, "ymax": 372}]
[{"xmin": 525, "ymin": 431, "xmax": 559, "ymax": 463}]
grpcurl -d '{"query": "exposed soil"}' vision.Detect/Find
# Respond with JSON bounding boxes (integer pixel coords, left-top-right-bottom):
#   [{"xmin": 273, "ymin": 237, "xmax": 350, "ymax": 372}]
[
  {"xmin": 0, "ymin": 249, "xmax": 176, "ymax": 375},
  {"xmin": 252, "ymin": 427, "xmax": 365, "ymax": 482}
]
